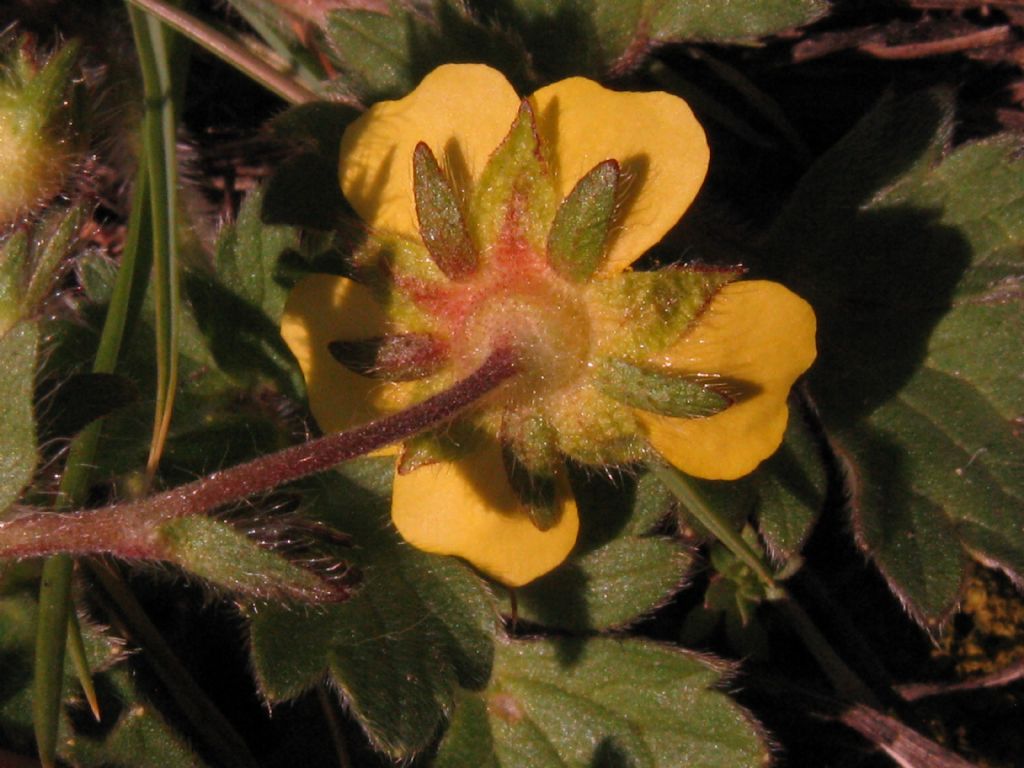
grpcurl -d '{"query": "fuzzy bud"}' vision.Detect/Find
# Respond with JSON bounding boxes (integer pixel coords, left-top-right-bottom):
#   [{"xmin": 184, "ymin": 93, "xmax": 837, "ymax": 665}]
[{"xmin": 0, "ymin": 36, "xmax": 82, "ymax": 226}]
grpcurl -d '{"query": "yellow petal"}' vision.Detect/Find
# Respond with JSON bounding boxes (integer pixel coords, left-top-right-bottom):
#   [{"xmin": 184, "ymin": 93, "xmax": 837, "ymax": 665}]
[
  {"xmin": 391, "ymin": 444, "xmax": 579, "ymax": 587},
  {"xmin": 636, "ymin": 281, "xmax": 817, "ymax": 480},
  {"xmin": 529, "ymin": 78, "xmax": 709, "ymax": 274},
  {"xmin": 339, "ymin": 64, "xmax": 521, "ymax": 240},
  {"xmin": 280, "ymin": 274, "xmax": 411, "ymax": 436}
]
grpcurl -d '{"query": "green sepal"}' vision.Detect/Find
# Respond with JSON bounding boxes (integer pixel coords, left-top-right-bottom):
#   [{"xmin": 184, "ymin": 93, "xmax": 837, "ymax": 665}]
[
  {"xmin": 596, "ymin": 357, "xmax": 733, "ymax": 418},
  {"xmin": 547, "ymin": 159, "xmax": 620, "ymax": 282},
  {"xmin": 0, "ymin": 231, "xmax": 29, "ymax": 335},
  {"xmin": 16, "ymin": 39, "xmax": 81, "ymax": 126},
  {"xmin": 470, "ymin": 100, "xmax": 557, "ymax": 252},
  {"xmin": 328, "ymin": 332, "xmax": 447, "ymax": 381},
  {"xmin": 0, "ymin": 321, "xmax": 37, "ymax": 513},
  {"xmin": 0, "ymin": 205, "xmax": 85, "ymax": 334},
  {"xmin": 25, "ymin": 204, "xmax": 85, "ymax": 312},
  {"xmin": 589, "ymin": 267, "xmax": 741, "ymax": 358},
  {"xmin": 398, "ymin": 420, "xmax": 482, "ymax": 474},
  {"xmin": 501, "ymin": 442, "xmax": 559, "ymax": 531},
  {"xmin": 413, "ymin": 141, "xmax": 478, "ymax": 280},
  {"xmin": 497, "ymin": 411, "xmax": 562, "ymax": 529}
]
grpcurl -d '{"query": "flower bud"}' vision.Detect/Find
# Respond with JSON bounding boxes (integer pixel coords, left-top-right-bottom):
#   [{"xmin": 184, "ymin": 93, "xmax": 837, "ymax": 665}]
[{"xmin": 0, "ymin": 36, "xmax": 82, "ymax": 226}]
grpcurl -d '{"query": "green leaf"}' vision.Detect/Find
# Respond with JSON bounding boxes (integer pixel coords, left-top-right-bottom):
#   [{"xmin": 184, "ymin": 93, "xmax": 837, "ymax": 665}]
[
  {"xmin": 66, "ymin": 667, "xmax": 210, "ymax": 768},
  {"xmin": 186, "ymin": 186, "xmax": 304, "ymax": 396},
  {"xmin": 435, "ymin": 636, "xmax": 769, "ymax": 768},
  {"xmin": 41, "ymin": 372, "xmax": 138, "ymax": 440},
  {"xmin": 502, "ymin": 472, "xmax": 690, "ymax": 631},
  {"xmin": 764, "ymin": 90, "xmax": 1024, "ymax": 623},
  {"xmin": 547, "ymin": 159, "xmax": 620, "ymax": 282},
  {"xmin": 325, "ymin": 7, "xmax": 420, "ymax": 101},
  {"xmin": 0, "ymin": 322, "xmax": 37, "ymax": 513},
  {"xmin": 157, "ymin": 516, "xmax": 353, "ymax": 603},
  {"xmin": 649, "ymin": 0, "xmax": 828, "ymax": 43},
  {"xmin": 263, "ymin": 102, "xmax": 359, "ymax": 230},
  {"xmin": 248, "ymin": 460, "xmax": 498, "ymax": 759},
  {"xmin": 261, "ymin": 152, "xmax": 347, "ymax": 230},
  {"xmin": 216, "ymin": 187, "xmax": 300, "ymax": 322},
  {"xmin": 478, "ymin": 0, "xmax": 826, "ymax": 78},
  {"xmin": 477, "ymin": 0, "xmax": 647, "ymax": 77},
  {"xmin": 268, "ymin": 102, "xmax": 361, "ymax": 165},
  {"xmin": 753, "ymin": 402, "xmax": 827, "ymax": 560},
  {"xmin": 326, "ymin": 3, "xmax": 532, "ymax": 102}
]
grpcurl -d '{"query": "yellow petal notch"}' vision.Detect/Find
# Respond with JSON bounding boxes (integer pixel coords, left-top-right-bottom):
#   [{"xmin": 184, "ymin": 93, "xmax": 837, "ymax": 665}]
[
  {"xmin": 529, "ymin": 77, "xmax": 709, "ymax": 275},
  {"xmin": 340, "ymin": 64, "xmax": 521, "ymax": 241}
]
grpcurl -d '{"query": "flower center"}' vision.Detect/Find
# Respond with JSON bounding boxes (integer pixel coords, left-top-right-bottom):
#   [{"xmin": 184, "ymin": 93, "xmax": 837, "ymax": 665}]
[{"xmin": 461, "ymin": 279, "xmax": 589, "ymax": 402}]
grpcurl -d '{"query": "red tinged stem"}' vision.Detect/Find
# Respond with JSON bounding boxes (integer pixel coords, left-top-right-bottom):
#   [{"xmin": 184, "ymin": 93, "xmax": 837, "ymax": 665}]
[{"xmin": 0, "ymin": 347, "xmax": 519, "ymax": 560}]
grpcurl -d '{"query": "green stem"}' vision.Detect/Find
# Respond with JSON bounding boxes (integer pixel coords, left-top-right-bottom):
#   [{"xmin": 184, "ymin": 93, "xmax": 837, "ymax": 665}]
[
  {"xmin": 2, "ymin": 347, "xmax": 519, "ymax": 560},
  {"xmin": 650, "ymin": 462, "xmax": 777, "ymax": 590},
  {"xmin": 127, "ymin": 0, "xmax": 319, "ymax": 104},
  {"xmin": 87, "ymin": 561, "xmax": 260, "ymax": 768},
  {"xmin": 317, "ymin": 684, "xmax": 353, "ymax": 768},
  {"xmin": 650, "ymin": 460, "xmax": 879, "ymax": 706},
  {"xmin": 31, "ymin": 69, "xmax": 157, "ymax": 768},
  {"xmin": 229, "ymin": 2, "xmax": 326, "ymax": 93},
  {"xmin": 128, "ymin": 4, "xmax": 182, "ymax": 483},
  {"xmin": 32, "ymin": 556, "xmax": 73, "ymax": 768}
]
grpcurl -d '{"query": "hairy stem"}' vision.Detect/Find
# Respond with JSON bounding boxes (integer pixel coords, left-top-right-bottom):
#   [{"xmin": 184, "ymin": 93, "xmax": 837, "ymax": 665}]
[{"xmin": 1, "ymin": 348, "xmax": 517, "ymax": 561}]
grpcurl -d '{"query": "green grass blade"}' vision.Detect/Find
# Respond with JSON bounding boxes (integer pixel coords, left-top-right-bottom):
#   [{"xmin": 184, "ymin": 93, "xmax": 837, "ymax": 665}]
[
  {"xmin": 32, "ymin": 556, "xmax": 74, "ymax": 768},
  {"xmin": 128, "ymin": 4, "xmax": 182, "ymax": 483},
  {"xmin": 31, "ymin": 33, "xmax": 159, "ymax": 768},
  {"xmin": 128, "ymin": 0, "xmax": 318, "ymax": 103},
  {"xmin": 67, "ymin": 609, "xmax": 101, "ymax": 721}
]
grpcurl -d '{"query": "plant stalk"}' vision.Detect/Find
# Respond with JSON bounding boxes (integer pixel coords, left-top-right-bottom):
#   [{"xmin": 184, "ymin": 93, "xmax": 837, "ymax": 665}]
[
  {"xmin": 2, "ymin": 348, "xmax": 518, "ymax": 562},
  {"xmin": 127, "ymin": 0, "xmax": 319, "ymax": 104},
  {"xmin": 650, "ymin": 460, "xmax": 879, "ymax": 706}
]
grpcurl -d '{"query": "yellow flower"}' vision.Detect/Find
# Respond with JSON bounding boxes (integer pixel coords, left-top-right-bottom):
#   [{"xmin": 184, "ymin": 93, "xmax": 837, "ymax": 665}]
[{"xmin": 281, "ymin": 65, "xmax": 816, "ymax": 587}]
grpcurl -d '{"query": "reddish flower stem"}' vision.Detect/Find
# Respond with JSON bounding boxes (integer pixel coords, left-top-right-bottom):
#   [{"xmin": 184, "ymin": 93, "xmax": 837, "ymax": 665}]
[{"xmin": 0, "ymin": 347, "xmax": 518, "ymax": 561}]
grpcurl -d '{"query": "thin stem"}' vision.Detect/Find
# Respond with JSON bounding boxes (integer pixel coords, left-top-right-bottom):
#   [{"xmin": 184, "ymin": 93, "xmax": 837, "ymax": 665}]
[
  {"xmin": 317, "ymin": 684, "xmax": 353, "ymax": 768},
  {"xmin": 650, "ymin": 459, "xmax": 879, "ymax": 706},
  {"xmin": 1, "ymin": 348, "xmax": 518, "ymax": 561},
  {"xmin": 32, "ymin": 23, "xmax": 161, "ymax": 765},
  {"xmin": 87, "ymin": 561, "xmax": 260, "ymax": 768},
  {"xmin": 650, "ymin": 462, "xmax": 777, "ymax": 589},
  {"xmin": 229, "ymin": 3, "xmax": 326, "ymax": 93},
  {"xmin": 127, "ymin": 0, "xmax": 319, "ymax": 104},
  {"xmin": 32, "ymin": 556, "xmax": 73, "ymax": 768},
  {"xmin": 129, "ymin": 5, "xmax": 182, "ymax": 484}
]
